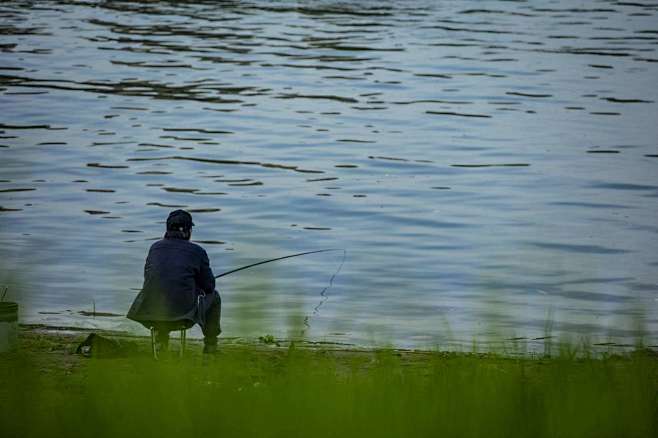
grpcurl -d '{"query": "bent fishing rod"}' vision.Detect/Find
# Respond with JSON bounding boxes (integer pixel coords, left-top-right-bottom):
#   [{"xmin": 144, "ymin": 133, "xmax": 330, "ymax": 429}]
[{"xmin": 214, "ymin": 249, "xmax": 344, "ymax": 279}]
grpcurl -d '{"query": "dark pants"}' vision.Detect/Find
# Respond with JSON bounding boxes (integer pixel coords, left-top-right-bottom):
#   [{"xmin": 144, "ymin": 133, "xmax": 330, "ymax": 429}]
[{"xmin": 153, "ymin": 290, "xmax": 221, "ymax": 347}]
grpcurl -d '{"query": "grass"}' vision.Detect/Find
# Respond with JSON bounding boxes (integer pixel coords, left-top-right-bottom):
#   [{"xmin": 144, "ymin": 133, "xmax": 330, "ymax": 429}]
[{"xmin": 1, "ymin": 329, "xmax": 657, "ymax": 438}]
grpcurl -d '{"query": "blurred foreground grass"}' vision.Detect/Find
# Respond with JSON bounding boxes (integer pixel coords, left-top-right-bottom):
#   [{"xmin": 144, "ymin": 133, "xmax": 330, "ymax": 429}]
[{"xmin": 1, "ymin": 329, "xmax": 657, "ymax": 438}]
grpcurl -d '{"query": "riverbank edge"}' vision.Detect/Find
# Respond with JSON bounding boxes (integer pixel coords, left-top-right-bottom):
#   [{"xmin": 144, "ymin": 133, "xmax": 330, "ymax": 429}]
[{"xmin": 10, "ymin": 323, "xmax": 658, "ymax": 362}]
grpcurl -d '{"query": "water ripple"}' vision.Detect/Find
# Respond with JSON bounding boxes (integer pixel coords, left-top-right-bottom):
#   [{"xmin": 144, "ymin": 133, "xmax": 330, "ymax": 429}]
[{"xmin": 1, "ymin": 0, "xmax": 657, "ymax": 349}]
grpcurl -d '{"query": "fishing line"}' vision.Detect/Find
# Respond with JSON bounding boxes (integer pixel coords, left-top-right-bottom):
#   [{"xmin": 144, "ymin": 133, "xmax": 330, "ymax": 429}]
[{"xmin": 302, "ymin": 249, "xmax": 347, "ymax": 334}]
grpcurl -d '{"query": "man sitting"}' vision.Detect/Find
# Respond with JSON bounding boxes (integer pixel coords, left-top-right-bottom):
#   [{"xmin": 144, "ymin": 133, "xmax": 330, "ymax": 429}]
[{"xmin": 127, "ymin": 209, "xmax": 221, "ymax": 354}]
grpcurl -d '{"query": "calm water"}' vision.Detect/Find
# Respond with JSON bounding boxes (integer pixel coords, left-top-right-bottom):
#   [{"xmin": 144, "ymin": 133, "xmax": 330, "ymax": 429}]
[{"xmin": 1, "ymin": 0, "xmax": 657, "ymax": 349}]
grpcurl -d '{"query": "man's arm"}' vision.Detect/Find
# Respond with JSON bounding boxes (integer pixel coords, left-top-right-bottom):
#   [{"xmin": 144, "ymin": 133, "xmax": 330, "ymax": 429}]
[{"xmin": 198, "ymin": 249, "xmax": 216, "ymax": 295}]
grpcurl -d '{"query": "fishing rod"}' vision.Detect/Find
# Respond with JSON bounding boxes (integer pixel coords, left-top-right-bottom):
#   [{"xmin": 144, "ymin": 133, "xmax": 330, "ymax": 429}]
[{"xmin": 214, "ymin": 249, "xmax": 345, "ymax": 279}]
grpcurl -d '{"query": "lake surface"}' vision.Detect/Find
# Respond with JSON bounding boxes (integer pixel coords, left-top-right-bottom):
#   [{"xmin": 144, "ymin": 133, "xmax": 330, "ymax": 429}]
[{"xmin": 1, "ymin": 0, "xmax": 657, "ymax": 349}]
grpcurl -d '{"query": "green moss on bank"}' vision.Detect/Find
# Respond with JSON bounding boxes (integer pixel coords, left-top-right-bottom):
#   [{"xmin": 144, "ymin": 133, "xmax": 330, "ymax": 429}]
[{"xmin": 1, "ymin": 328, "xmax": 657, "ymax": 438}]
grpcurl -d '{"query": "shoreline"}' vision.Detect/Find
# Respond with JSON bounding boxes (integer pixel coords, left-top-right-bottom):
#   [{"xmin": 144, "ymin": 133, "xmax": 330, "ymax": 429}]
[{"xmin": 13, "ymin": 323, "xmax": 658, "ymax": 360}]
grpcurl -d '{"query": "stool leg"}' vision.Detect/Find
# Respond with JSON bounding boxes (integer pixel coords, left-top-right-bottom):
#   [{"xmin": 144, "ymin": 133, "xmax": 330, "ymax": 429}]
[{"xmin": 151, "ymin": 328, "xmax": 158, "ymax": 360}]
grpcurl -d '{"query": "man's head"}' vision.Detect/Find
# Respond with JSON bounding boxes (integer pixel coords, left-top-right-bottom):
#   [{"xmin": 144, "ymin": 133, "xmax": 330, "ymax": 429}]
[{"xmin": 166, "ymin": 209, "xmax": 194, "ymax": 239}]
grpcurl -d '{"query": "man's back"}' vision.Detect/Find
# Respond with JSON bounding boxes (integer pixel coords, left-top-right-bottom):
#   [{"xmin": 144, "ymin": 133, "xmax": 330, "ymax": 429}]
[{"xmin": 127, "ymin": 237, "xmax": 215, "ymax": 323}]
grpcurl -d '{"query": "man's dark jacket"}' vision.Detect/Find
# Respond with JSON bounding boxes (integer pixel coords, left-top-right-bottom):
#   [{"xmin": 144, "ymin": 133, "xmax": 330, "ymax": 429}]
[{"xmin": 127, "ymin": 234, "xmax": 215, "ymax": 325}]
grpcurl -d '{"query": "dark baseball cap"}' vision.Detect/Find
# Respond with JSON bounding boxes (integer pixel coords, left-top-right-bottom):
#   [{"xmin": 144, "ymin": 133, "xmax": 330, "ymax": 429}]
[{"xmin": 166, "ymin": 209, "xmax": 194, "ymax": 230}]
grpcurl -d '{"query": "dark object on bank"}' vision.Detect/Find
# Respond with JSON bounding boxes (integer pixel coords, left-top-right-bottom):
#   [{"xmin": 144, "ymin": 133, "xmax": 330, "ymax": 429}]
[{"xmin": 75, "ymin": 333, "xmax": 134, "ymax": 358}]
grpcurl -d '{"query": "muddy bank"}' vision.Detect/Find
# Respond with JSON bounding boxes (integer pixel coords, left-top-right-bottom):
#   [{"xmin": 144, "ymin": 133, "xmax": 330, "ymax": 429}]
[
  {"xmin": 11, "ymin": 323, "xmax": 461, "ymax": 366},
  {"xmin": 7, "ymin": 323, "xmax": 657, "ymax": 375}
]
